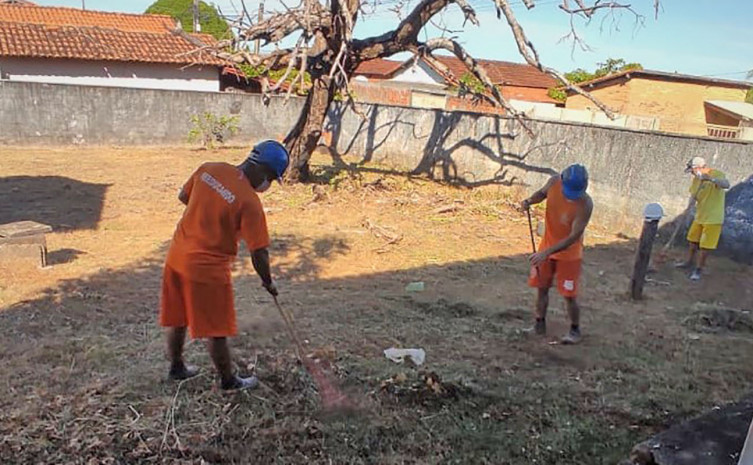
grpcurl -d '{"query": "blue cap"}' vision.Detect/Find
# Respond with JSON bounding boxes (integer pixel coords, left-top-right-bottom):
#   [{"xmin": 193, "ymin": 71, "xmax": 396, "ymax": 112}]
[
  {"xmin": 561, "ymin": 164, "xmax": 588, "ymax": 200},
  {"xmin": 248, "ymin": 140, "xmax": 289, "ymax": 181}
]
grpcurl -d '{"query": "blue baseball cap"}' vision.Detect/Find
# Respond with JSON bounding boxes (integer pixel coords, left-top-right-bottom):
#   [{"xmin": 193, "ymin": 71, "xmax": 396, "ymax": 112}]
[
  {"xmin": 248, "ymin": 140, "xmax": 290, "ymax": 182},
  {"xmin": 561, "ymin": 164, "xmax": 588, "ymax": 200}
]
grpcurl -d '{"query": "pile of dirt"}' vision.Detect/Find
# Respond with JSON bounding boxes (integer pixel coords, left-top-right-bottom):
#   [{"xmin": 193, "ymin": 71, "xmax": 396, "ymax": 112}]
[
  {"xmin": 720, "ymin": 175, "xmax": 753, "ymax": 264},
  {"xmin": 682, "ymin": 303, "xmax": 753, "ymax": 333},
  {"xmin": 379, "ymin": 371, "xmax": 467, "ymax": 405}
]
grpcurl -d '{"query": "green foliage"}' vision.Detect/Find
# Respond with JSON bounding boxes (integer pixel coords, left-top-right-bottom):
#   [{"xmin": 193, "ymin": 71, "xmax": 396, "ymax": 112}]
[
  {"xmin": 187, "ymin": 112, "xmax": 240, "ymax": 149},
  {"xmin": 547, "ymin": 87, "xmax": 567, "ymax": 102},
  {"xmin": 594, "ymin": 58, "xmax": 643, "ymax": 78},
  {"xmin": 459, "ymin": 72, "xmax": 487, "ymax": 94},
  {"xmin": 746, "ymin": 88, "xmax": 753, "ymax": 104},
  {"xmin": 563, "ymin": 68, "xmax": 594, "ymax": 84},
  {"xmin": 548, "ymin": 58, "xmax": 643, "ymax": 103},
  {"xmin": 333, "ymin": 88, "xmax": 355, "ymax": 102},
  {"xmin": 145, "ymin": 0, "xmax": 230, "ymax": 40},
  {"xmin": 236, "ymin": 64, "xmax": 312, "ymax": 95},
  {"xmin": 561, "ymin": 59, "xmax": 643, "ymax": 85}
]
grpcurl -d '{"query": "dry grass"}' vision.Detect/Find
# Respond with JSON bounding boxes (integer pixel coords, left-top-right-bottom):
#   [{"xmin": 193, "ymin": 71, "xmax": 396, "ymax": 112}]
[{"xmin": 1, "ymin": 145, "xmax": 752, "ymax": 464}]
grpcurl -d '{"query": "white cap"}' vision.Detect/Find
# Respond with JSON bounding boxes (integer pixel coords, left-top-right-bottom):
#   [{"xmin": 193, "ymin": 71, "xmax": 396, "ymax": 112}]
[
  {"xmin": 685, "ymin": 156, "xmax": 706, "ymax": 173},
  {"xmin": 690, "ymin": 157, "xmax": 706, "ymax": 168}
]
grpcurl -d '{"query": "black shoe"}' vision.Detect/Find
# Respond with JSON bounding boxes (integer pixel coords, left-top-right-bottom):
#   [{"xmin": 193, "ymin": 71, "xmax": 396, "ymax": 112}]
[
  {"xmin": 221, "ymin": 375, "xmax": 259, "ymax": 391},
  {"xmin": 525, "ymin": 319, "xmax": 546, "ymax": 335},
  {"xmin": 168, "ymin": 363, "xmax": 200, "ymax": 381}
]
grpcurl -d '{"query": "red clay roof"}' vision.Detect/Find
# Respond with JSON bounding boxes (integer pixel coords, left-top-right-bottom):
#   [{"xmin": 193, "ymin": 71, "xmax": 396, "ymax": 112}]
[
  {"xmin": 431, "ymin": 55, "xmax": 557, "ymax": 89},
  {"xmin": 353, "ymin": 58, "xmax": 405, "ymax": 78},
  {"xmin": 0, "ymin": 4, "xmax": 224, "ymax": 66}
]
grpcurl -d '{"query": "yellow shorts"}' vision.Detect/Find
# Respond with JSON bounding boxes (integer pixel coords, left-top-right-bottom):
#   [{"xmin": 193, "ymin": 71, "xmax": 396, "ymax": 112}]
[{"xmin": 687, "ymin": 222, "xmax": 722, "ymax": 250}]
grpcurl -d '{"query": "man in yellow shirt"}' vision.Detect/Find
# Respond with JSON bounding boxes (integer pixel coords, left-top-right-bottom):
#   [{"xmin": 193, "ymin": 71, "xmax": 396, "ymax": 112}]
[{"xmin": 676, "ymin": 157, "xmax": 729, "ymax": 281}]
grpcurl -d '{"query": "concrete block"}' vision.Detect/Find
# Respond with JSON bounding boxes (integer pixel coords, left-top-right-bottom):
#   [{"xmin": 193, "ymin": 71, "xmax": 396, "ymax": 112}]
[{"xmin": 0, "ymin": 221, "xmax": 52, "ymax": 268}]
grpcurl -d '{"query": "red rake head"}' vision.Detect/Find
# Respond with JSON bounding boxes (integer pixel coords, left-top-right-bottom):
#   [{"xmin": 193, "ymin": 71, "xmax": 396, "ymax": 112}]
[{"xmin": 303, "ymin": 358, "xmax": 352, "ymax": 411}]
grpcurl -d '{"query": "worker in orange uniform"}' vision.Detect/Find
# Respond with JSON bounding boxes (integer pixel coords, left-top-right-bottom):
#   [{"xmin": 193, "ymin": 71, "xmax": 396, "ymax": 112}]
[
  {"xmin": 521, "ymin": 164, "xmax": 593, "ymax": 345},
  {"xmin": 159, "ymin": 140, "xmax": 288, "ymax": 390}
]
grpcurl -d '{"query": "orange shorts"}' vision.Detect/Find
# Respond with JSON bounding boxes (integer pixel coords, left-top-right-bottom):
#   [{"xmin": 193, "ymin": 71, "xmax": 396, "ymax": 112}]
[
  {"xmin": 159, "ymin": 264, "xmax": 237, "ymax": 338},
  {"xmin": 528, "ymin": 259, "xmax": 582, "ymax": 298}
]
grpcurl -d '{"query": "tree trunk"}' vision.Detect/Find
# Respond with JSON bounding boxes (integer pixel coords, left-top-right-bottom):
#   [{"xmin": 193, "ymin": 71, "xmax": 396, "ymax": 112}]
[{"xmin": 282, "ymin": 74, "xmax": 336, "ymax": 182}]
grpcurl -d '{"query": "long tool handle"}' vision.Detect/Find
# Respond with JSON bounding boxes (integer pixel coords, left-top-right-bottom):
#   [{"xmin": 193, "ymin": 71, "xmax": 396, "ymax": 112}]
[
  {"xmin": 662, "ymin": 212, "xmax": 686, "ymax": 253},
  {"xmin": 526, "ymin": 208, "xmax": 537, "ymax": 254},
  {"xmin": 662, "ymin": 178, "xmax": 706, "ymax": 252},
  {"xmin": 273, "ymin": 296, "xmax": 306, "ymax": 363},
  {"xmin": 526, "ymin": 208, "xmax": 541, "ymax": 277}
]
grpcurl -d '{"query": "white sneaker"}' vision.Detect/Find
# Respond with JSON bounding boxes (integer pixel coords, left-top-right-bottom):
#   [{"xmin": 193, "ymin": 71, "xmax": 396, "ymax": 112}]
[
  {"xmin": 222, "ymin": 375, "xmax": 259, "ymax": 391},
  {"xmin": 561, "ymin": 328, "xmax": 582, "ymax": 345}
]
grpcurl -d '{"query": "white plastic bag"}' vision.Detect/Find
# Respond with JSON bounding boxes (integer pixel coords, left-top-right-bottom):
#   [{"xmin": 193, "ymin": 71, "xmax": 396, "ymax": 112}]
[{"xmin": 384, "ymin": 348, "xmax": 426, "ymax": 366}]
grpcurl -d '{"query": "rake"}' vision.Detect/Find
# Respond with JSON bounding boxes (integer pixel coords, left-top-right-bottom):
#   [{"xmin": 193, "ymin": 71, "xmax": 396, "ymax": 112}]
[{"xmin": 272, "ymin": 296, "xmax": 349, "ymax": 410}]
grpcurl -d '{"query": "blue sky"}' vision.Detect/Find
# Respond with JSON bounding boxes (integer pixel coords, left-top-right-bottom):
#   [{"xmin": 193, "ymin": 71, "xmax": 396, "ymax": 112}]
[{"xmin": 34, "ymin": 0, "xmax": 753, "ymax": 80}]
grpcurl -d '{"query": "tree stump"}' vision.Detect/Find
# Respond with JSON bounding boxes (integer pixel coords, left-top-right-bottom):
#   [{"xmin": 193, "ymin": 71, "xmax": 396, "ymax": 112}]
[{"xmin": 631, "ymin": 203, "xmax": 663, "ymax": 300}]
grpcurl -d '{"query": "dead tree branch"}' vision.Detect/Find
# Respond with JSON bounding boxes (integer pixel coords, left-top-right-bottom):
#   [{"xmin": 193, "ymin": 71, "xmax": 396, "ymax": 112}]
[
  {"xmin": 495, "ymin": 0, "xmax": 617, "ymax": 118},
  {"xmin": 236, "ymin": 5, "xmax": 331, "ymax": 46},
  {"xmin": 422, "ymin": 38, "xmax": 513, "ymax": 113}
]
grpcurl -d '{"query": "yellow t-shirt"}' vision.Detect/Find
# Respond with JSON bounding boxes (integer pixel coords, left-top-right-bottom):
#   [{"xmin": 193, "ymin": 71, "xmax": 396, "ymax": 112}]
[{"xmin": 690, "ymin": 169, "xmax": 726, "ymax": 225}]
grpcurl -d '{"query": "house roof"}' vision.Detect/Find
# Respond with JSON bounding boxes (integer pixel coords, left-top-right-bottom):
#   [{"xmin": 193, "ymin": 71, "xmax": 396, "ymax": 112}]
[
  {"xmin": 353, "ymin": 58, "xmax": 405, "ymax": 78},
  {"xmin": 569, "ymin": 69, "xmax": 753, "ymax": 93},
  {"xmin": 706, "ymin": 100, "xmax": 753, "ymax": 122},
  {"xmin": 0, "ymin": 4, "xmax": 225, "ymax": 66},
  {"xmin": 429, "ymin": 55, "xmax": 558, "ymax": 89}
]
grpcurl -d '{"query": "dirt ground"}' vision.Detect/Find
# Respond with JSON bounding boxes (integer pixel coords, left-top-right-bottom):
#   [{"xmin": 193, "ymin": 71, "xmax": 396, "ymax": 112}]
[{"xmin": 1, "ymin": 145, "xmax": 751, "ymax": 464}]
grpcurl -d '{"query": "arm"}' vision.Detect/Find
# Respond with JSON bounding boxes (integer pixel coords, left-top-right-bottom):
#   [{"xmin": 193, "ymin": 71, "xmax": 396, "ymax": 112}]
[
  {"xmin": 531, "ymin": 197, "xmax": 593, "ymax": 265},
  {"xmin": 241, "ymin": 196, "xmax": 275, "ymax": 295},
  {"xmin": 522, "ymin": 175, "xmax": 558, "ymax": 210},
  {"xmin": 178, "ymin": 170, "xmax": 198, "ymax": 205},
  {"xmin": 250, "ymin": 247, "xmax": 277, "ymax": 296},
  {"xmin": 703, "ymin": 174, "xmax": 730, "ymax": 190},
  {"xmin": 178, "ymin": 188, "xmax": 189, "ymax": 205},
  {"xmin": 697, "ymin": 171, "xmax": 730, "ymax": 190}
]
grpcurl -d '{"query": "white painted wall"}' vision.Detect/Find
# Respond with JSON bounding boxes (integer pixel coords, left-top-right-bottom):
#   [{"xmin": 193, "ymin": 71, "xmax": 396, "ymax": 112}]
[
  {"xmin": 0, "ymin": 57, "xmax": 220, "ymax": 92},
  {"xmin": 389, "ymin": 60, "xmax": 444, "ymax": 87}
]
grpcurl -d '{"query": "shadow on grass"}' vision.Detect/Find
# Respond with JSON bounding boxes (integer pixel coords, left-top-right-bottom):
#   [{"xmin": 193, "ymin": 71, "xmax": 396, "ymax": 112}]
[
  {"xmin": 0, "ymin": 234, "xmax": 751, "ymax": 464},
  {"xmin": 0, "ymin": 175, "xmax": 110, "ymax": 231}
]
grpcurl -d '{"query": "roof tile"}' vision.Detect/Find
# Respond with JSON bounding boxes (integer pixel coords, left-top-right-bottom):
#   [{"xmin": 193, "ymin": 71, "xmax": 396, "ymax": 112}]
[
  {"xmin": 353, "ymin": 58, "xmax": 405, "ymax": 78},
  {"xmin": 433, "ymin": 55, "xmax": 557, "ymax": 89},
  {"xmin": 0, "ymin": 4, "xmax": 224, "ymax": 66}
]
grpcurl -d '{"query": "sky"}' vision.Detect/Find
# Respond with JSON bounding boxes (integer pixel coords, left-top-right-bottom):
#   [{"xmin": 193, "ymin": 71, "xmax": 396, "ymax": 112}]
[{"xmin": 33, "ymin": 0, "xmax": 753, "ymax": 80}]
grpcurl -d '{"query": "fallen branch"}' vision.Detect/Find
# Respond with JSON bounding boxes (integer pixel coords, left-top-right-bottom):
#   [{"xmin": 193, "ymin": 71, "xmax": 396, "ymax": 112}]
[{"xmin": 362, "ymin": 218, "xmax": 403, "ymax": 251}]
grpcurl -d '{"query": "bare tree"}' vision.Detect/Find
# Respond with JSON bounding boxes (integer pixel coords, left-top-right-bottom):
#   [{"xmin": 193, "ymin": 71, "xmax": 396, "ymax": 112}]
[{"xmin": 209, "ymin": 0, "xmax": 660, "ymax": 182}]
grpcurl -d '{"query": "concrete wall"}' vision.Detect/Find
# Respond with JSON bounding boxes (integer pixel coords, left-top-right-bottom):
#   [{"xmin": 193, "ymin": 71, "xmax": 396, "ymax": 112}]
[
  {"xmin": 567, "ymin": 77, "xmax": 749, "ymax": 136},
  {"xmin": 0, "ymin": 57, "xmax": 220, "ymax": 92},
  {"xmin": 1, "ymin": 80, "xmax": 751, "ymax": 259},
  {"xmin": 325, "ymin": 101, "xmax": 753, "ymax": 246},
  {"xmin": 411, "ymin": 90, "xmax": 447, "ymax": 110},
  {"xmin": 0, "ymin": 80, "xmax": 300, "ymax": 145}
]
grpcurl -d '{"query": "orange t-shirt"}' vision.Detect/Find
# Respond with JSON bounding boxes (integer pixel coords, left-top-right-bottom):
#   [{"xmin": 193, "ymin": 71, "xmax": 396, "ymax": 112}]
[
  {"xmin": 538, "ymin": 178, "xmax": 583, "ymax": 261},
  {"xmin": 166, "ymin": 162, "xmax": 270, "ymax": 283}
]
